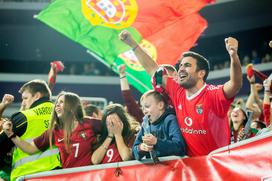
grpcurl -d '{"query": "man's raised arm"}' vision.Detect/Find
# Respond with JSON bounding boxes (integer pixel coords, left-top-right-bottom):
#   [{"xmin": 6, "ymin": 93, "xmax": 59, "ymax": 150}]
[
  {"xmin": 119, "ymin": 30, "xmax": 159, "ymax": 76},
  {"xmin": 223, "ymin": 37, "xmax": 243, "ymax": 99}
]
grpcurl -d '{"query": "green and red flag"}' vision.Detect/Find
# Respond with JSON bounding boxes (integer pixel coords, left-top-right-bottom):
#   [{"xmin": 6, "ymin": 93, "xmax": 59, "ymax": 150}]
[{"xmin": 37, "ymin": 0, "xmax": 208, "ymax": 93}]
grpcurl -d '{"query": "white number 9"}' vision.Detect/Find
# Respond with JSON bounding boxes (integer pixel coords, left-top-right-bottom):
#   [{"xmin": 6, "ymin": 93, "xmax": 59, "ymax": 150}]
[{"xmin": 106, "ymin": 148, "xmax": 114, "ymax": 162}]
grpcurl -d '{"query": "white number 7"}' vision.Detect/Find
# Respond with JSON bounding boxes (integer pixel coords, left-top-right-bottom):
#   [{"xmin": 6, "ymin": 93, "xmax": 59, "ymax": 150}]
[{"xmin": 72, "ymin": 143, "xmax": 80, "ymax": 158}]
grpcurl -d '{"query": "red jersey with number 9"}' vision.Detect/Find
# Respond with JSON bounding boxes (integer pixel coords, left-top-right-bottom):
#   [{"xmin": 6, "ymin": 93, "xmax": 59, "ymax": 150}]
[{"xmin": 101, "ymin": 143, "xmax": 122, "ymax": 164}]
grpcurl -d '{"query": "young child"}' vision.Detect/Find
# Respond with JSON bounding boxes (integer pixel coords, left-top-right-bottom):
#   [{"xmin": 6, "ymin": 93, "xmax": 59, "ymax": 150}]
[{"xmin": 132, "ymin": 90, "xmax": 186, "ymax": 160}]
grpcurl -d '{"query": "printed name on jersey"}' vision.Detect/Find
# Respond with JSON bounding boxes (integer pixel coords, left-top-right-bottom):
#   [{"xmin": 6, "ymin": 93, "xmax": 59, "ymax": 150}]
[
  {"xmin": 44, "ymin": 119, "xmax": 49, "ymax": 128},
  {"xmin": 33, "ymin": 106, "xmax": 52, "ymax": 116},
  {"xmin": 206, "ymin": 84, "xmax": 222, "ymax": 91}
]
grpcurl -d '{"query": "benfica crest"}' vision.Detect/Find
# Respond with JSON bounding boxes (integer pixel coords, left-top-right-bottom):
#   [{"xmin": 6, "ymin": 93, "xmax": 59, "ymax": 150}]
[{"xmin": 196, "ymin": 104, "xmax": 203, "ymax": 114}]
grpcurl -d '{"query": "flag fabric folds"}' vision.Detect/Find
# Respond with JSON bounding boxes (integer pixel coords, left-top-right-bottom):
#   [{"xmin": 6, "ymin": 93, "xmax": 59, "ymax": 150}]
[{"xmin": 37, "ymin": 0, "xmax": 209, "ymax": 93}]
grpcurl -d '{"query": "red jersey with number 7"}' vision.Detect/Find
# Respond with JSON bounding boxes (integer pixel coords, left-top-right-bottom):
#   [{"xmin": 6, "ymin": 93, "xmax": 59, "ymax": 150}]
[{"xmin": 34, "ymin": 117, "xmax": 100, "ymax": 168}]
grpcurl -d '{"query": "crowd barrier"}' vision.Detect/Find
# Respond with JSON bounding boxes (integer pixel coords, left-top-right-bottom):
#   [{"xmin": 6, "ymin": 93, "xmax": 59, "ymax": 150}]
[{"xmin": 17, "ymin": 132, "xmax": 272, "ymax": 181}]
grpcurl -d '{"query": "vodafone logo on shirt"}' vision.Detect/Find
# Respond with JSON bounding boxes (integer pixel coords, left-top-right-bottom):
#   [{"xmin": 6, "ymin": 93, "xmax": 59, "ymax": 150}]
[
  {"xmin": 184, "ymin": 117, "xmax": 193, "ymax": 126},
  {"xmin": 181, "ymin": 117, "xmax": 207, "ymax": 135}
]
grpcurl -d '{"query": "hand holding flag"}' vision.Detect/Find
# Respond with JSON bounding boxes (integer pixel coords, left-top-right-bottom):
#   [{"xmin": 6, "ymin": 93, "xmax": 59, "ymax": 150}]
[
  {"xmin": 51, "ymin": 61, "xmax": 64, "ymax": 73},
  {"xmin": 246, "ymin": 64, "xmax": 254, "ymax": 78},
  {"xmin": 246, "ymin": 63, "xmax": 272, "ymax": 92},
  {"xmin": 246, "ymin": 63, "xmax": 269, "ymax": 82}
]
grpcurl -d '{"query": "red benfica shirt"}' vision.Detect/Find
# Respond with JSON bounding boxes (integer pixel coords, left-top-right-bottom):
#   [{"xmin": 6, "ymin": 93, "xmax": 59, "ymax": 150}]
[
  {"xmin": 166, "ymin": 78, "xmax": 233, "ymax": 156},
  {"xmin": 34, "ymin": 117, "xmax": 99, "ymax": 168}
]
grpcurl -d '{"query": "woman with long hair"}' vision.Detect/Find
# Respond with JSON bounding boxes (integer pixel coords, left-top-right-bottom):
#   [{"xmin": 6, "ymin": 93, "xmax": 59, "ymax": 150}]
[
  {"xmin": 3, "ymin": 91, "xmax": 99, "ymax": 168},
  {"xmin": 91, "ymin": 103, "xmax": 134, "ymax": 164},
  {"xmin": 230, "ymin": 106, "xmax": 248, "ymax": 143}
]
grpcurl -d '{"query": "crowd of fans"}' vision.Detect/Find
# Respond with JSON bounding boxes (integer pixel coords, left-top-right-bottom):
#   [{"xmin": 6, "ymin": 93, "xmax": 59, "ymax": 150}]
[
  {"xmin": 0, "ymin": 60, "xmax": 116, "ymax": 76},
  {"xmin": 211, "ymin": 49, "xmax": 272, "ymax": 71},
  {"xmin": 1, "ymin": 1, "xmax": 271, "ymax": 180},
  {"xmin": 0, "ymin": 33, "xmax": 272, "ymax": 180},
  {"xmin": 1, "ymin": 47, "xmax": 272, "ymax": 77}
]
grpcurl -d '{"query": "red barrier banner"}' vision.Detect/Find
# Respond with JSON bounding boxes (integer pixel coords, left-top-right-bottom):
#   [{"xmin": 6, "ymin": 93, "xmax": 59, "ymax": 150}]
[{"xmin": 21, "ymin": 133, "xmax": 272, "ymax": 181}]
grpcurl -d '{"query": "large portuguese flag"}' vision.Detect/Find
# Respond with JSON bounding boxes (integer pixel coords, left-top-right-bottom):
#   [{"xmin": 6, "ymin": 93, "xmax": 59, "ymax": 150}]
[{"xmin": 37, "ymin": 0, "xmax": 208, "ymax": 93}]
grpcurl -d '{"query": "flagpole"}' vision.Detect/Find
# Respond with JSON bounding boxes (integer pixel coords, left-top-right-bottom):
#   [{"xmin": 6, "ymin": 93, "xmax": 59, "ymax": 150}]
[
  {"xmin": 86, "ymin": 50, "xmax": 114, "ymax": 69},
  {"xmin": 126, "ymin": 72, "xmax": 150, "ymax": 91}
]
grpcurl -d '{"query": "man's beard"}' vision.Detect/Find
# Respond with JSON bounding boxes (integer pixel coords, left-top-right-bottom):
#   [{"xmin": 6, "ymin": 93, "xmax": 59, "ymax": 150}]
[{"xmin": 178, "ymin": 76, "xmax": 197, "ymax": 89}]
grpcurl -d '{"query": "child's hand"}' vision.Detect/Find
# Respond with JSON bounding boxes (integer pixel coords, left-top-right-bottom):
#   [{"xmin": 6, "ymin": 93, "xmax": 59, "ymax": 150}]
[
  {"xmin": 142, "ymin": 133, "xmax": 157, "ymax": 146},
  {"xmin": 140, "ymin": 143, "xmax": 153, "ymax": 152}
]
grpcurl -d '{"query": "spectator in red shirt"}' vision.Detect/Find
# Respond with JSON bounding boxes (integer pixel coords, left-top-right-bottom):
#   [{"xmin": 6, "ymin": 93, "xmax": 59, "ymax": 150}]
[
  {"xmin": 230, "ymin": 106, "xmax": 247, "ymax": 143},
  {"xmin": 91, "ymin": 104, "xmax": 135, "ymax": 164},
  {"xmin": 119, "ymin": 30, "xmax": 242, "ymax": 156},
  {"xmin": 118, "ymin": 64, "xmax": 144, "ymax": 124},
  {"xmin": 3, "ymin": 91, "xmax": 100, "ymax": 168}
]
